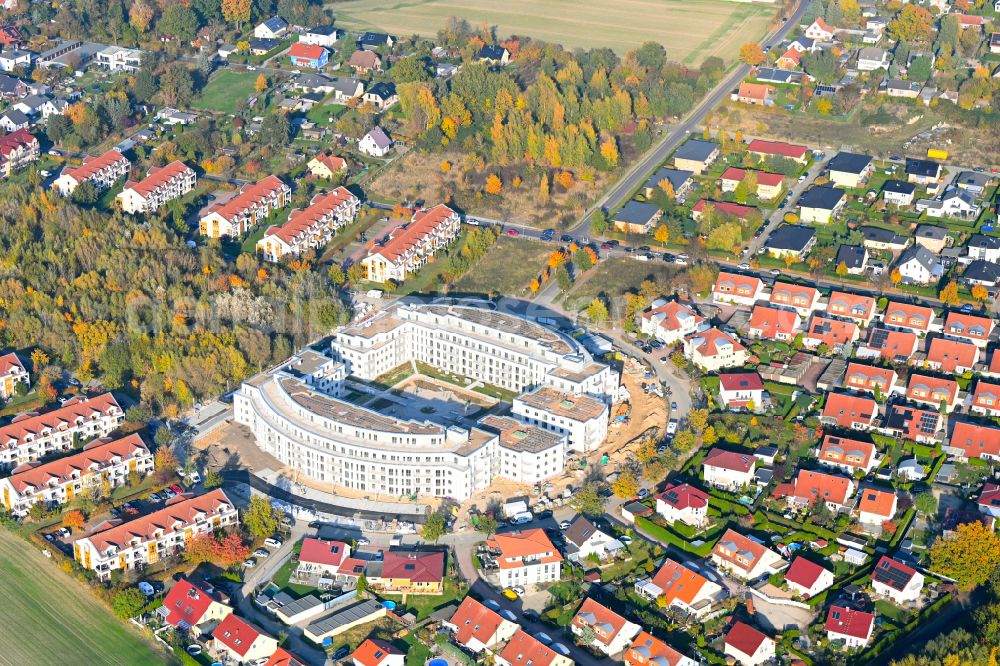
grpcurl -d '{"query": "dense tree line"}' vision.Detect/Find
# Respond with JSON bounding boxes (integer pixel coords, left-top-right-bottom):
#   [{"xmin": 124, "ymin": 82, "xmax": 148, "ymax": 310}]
[
  {"xmin": 0, "ymin": 183, "xmax": 349, "ymax": 417},
  {"xmin": 396, "ymin": 25, "xmax": 727, "ymax": 186}
]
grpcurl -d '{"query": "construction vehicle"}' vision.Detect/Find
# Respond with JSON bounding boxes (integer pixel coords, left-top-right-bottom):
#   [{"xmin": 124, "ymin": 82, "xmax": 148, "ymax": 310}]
[{"xmin": 614, "ymin": 402, "xmax": 631, "ymax": 423}]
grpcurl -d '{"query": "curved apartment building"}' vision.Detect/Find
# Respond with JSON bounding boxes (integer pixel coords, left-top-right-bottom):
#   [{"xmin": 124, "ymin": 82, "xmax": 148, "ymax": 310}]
[
  {"xmin": 233, "ymin": 305, "xmax": 618, "ymax": 500},
  {"xmin": 333, "ymin": 304, "xmax": 618, "ymax": 399}
]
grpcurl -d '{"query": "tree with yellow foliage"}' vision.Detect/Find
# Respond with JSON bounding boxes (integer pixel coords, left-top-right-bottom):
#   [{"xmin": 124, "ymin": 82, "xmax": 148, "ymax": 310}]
[
  {"xmin": 654, "ymin": 225, "xmax": 669, "ymax": 246},
  {"xmin": 972, "ymin": 284, "xmax": 989, "ymax": 303},
  {"xmin": 611, "ymin": 468, "xmax": 639, "ymax": 499},
  {"xmin": 255, "ymin": 74, "xmax": 268, "ymax": 92},
  {"xmin": 440, "ymin": 160, "xmax": 451, "ymax": 172},
  {"xmin": 739, "ymin": 42, "xmax": 765, "ymax": 66},
  {"xmin": 221, "ymin": 0, "xmax": 252, "ymax": 28},
  {"xmin": 930, "ymin": 521, "xmax": 1000, "ymax": 591},
  {"xmin": 939, "ymin": 281, "xmax": 961, "ymax": 306},
  {"xmin": 600, "ymin": 138, "xmax": 619, "ymax": 167}
]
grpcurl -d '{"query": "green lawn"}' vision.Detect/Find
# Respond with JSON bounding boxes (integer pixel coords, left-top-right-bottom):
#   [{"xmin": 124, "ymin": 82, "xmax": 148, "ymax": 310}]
[
  {"xmin": 452, "ymin": 236, "xmax": 552, "ymax": 296},
  {"xmin": 306, "ymin": 102, "xmax": 348, "ymax": 127},
  {"xmin": 193, "ymin": 70, "xmax": 261, "ymax": 114},
  {"xmin": 0, "ymin": 529, "xmax": 170, "ymax": 665},
  {"xmin": 564, "ymin": 256, "xmax": 678, "ymax": 311},
  {"xmin": 377, "ymin": 578, "xmax": 466, "ymax": 621}
]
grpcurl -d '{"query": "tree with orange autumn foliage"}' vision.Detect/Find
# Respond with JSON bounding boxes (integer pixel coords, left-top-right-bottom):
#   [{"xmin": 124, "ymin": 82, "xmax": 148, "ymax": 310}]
[
  {"xmin": 556, "ymin": 172, "xmax": 574, "ymax": 189},
  {"xmin": 485, "ymin": 174, "xmax": 503, "ymax": 195},
  {"xmin": 739, "ymin": 42, "xmax": 765, "ymax": 66},
  {"xmin": 547, "ymin": 250, "xmax": 567, "ymax": 268},
  {"xmin": 62, "ymin": 510, "xmax": 85, "ymax": 530}
]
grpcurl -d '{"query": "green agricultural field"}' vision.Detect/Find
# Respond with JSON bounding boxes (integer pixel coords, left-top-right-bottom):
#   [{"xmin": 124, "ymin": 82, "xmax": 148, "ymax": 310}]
[
  {"xmin": 329, "ymin": 0, "xmax": 776, "ymax": 64},
  {"xmin": 193, "ymin": 70, "xmax": 261, "ymax": 114},
  {"xmin": 0, "ymin": 529, "xmax": 170, "ymax": 666}
]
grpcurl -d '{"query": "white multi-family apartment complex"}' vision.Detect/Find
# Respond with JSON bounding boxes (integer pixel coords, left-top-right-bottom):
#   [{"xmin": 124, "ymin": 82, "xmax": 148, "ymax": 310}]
[
  {"xmin": 512, "ymin": 386, "xmax": 609, "ymax": 453},
  {"xmin": 0, "ymin": 393, "xmax": 123, "ymax": 470},
  {"xmin": 361, "ymin": 205, "xmax": 461, "ymax": 283},
  {"xmin": 199, "ymin": 175, "xmax": 291, "ymax": 238},
  {"xmin": 333, "ymin": 304, "xmax": 618, "ymax": 399},
  {"xmin": 117, "ymin": 161, "xmax": 196, "ymax": 214},
  {"xmin": 73, "ymin": 489, "xmax": 238, "ymax": 580},
  {"xmin": 234, "ymin": 369, "xmax": 498, "ymax": 499},
  {"xmin": 257, "ymin": 187, "xmax": 360, "ymax": 261},
  {"xmin": 52, "ymin": 149, "xmax": 131, "ymax": 196},
  {"xmin": 233, "ymin": 304, "xmax": 617, "ymax": 499},
  {"xmin": 0, "ymin": 433, "xmax": 152, "ymax": 516}
]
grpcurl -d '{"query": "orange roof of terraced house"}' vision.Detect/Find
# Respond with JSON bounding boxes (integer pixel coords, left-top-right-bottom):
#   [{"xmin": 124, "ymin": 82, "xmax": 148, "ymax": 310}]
[
  {"xmin": 498, "ymin": 631, "xmax": 562, "ymax": 666},
  {"xmin": 625, "ymin": 632, "xmax": 691, "ymax": 666},
  {"xmin": 827, "ymin": 291, "xmax": 876, "ymax": 322},
  {"xmin": 6, "ymin": 433, "xmax": 149, "ymax": 493},
  {"xmin": 205, "ymin": 175, "xmax": 287, "ymax": 222},
  {"xmin": 906, "ymin": 373, "xmax": 959, "ymax": 406},
  {"xmin": 972, "ymin": 380, "xmax": 1000, "ymax": 411},
  {"xmin": 861, "ymin": 327, "xmax": 918, "ymax": 361},
  {"xmin": 447, "ymin": 597, "xmax": 508, "ymax": 648},
  {"xmin": 572, "ymin": 598, "xmax": 633, "ymax": 648},
  {"xmin": 844, "ymin": 362, "xmax": 896, "ymax": 393},
  {"xmin": 0, "ymin": 393, "xmax": 121, "ymax": 451},
  {"xmin": 374, "ymin": 204, "xmax": 457, "ymax": 262},
  {"xmin": 883, "ymin": 301, "xmax": 935, "ymax": 332},
  {"xmin": 748, "ymin": 305, "xmax": 801, "ymax": 339},
  {"xmin": 926, "ymin": 337, "xmax": 980, "ymax": 372},
  {"xmin": 713, "ymin": 271, "xmax": 764, "ymax": 298},
  {"xmin": 789, "ymin": 469, "xmax": 854, "ymax": 506},
  {"xmin": 124, "ymin": 160, "xmax": 193, "ymax": 196},
  {"xmin": 264, "ymin": 187, "xmax": 357, "ymax": 244},
  {"xmin": 806, "ymin": 314, "xmax": 858, "ymax": 348},
  {"xmin": 822, "ymin": 392, "xmax": 878, "ymax": 429},
  {"xmin": 62, "ymin": 149, "xmax": 128, "ymax": 182},
  {"xmin": 818, "ymin": 434, "xmax": 877, "ymax": 470},
  {"xmin": 949, "ymin": 420, "xmax": 1000, "ymax": 459},
  {"xmin": 944, "ymin": 312, "xmax": 995, "ymax": 343}
]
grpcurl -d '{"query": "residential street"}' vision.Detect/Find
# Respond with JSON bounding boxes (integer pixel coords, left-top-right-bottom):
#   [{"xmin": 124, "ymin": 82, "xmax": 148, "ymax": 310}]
[{"xmin": 569, "ymin": 0, "xmax": 810, "ymax": 233}]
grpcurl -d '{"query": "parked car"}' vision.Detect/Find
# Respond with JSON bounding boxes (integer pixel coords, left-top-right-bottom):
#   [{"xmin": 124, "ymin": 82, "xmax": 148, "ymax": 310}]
[
  {"xmin": 333, "ymin": 646, "xmax": 351, "ymax": 660},
  {"xmin": 169, "ymin": 484, "xmax": 183, "ymax": 495},
  {"xmin": 512, "ymin": 585, "xmax": 526, "ymax": 596},
  {"xmin": 559, "ymin": 520, "xmax": 571, "ymax": 530},
  {"xmin": 243, "ymin": 558, "xmax": 257, "ymax": 568},
  {"xmin": 264, "ymin": 537, "xmax": 283, "ymax": 549},
  {"xmin": 253, "ymin": 548, "xmax": 269, "ymax": 558},
  {"xmin": 502, "ymin": 588, "xmax": 519, "ymax": 600},
  {"xmin": 506, "ymin": 229, "xmax": 520, "ymax": 237},
  {"xmin": 137, "ymin": 581, "xmax": 155, "ymax": 596}
]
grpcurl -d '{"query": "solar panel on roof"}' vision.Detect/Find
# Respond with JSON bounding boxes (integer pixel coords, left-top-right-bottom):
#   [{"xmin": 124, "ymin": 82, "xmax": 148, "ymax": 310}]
[
  {"xmin": 869, "ymin": 329, "xmax": 889, "ymax": 349},
  {"xmin": 873, "ymin": 560, "xmax": 912, "ymax": 590},
  {"xmin": 919, "ymin": 412, "xmax": 937, "ymax": 434}
]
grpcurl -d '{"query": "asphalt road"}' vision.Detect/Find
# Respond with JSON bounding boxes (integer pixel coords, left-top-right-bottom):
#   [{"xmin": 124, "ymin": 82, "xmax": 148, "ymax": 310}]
[{"xmin": 570, "ymin": 0, "xmax": 811, "ymax": 233}]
